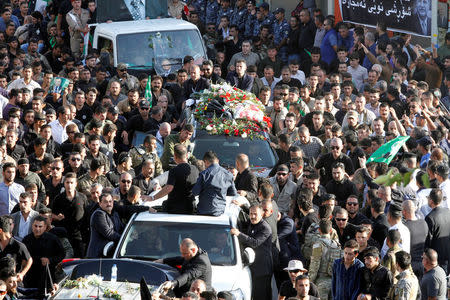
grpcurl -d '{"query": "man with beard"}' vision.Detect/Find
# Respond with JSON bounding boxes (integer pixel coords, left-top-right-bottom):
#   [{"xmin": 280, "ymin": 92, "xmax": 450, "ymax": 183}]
[
  {"xmin": 0, "ymin": 163, "xmax": 25, "ymax": 215},
  {"xmin": 183, "ymin": 66, "xmax": 210, "ymax": 100},
  {"xmin": 325, "ymin": 163, "xmax": 358, "ymax": 207},
  {"xmin": 315, "ymin": 138, "xmax": 354, "ymax": 185},
  {"xmin": 269, "ymin": 164, "xmax": 296, "ymax": 214}
]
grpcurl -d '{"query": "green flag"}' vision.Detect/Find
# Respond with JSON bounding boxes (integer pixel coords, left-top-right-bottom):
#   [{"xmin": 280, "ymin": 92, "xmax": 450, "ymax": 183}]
[
  {"xmin": 144, "ymin": 76, "xmax": 152, "ymax": 107},
  {"xmin": 367, "ymin": 136, "xmax": 410, "ymax": 165}
]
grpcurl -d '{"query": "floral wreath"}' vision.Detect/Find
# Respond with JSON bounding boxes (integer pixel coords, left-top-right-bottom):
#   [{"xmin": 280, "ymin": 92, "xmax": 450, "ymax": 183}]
[{"xmin": 191, "ymin": 83, "xmax": 272, "ymax": 140}]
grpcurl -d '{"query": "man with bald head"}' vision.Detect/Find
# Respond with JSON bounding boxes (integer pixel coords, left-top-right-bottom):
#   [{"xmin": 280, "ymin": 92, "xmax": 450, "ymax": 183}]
[
  {"xmin": 402, "ymin": 200, "xmax": 428, "ymax": 279},
  {"xmin": 234, "ymin": 153, "xmax": 258, "ymax": 204},
  {"xmin": 155, "ymin": 122, "xmax": 171, "ymax": 157},
  {"xmin": 158, "ymin": 238, "xmax": 212, "ymax": 297},
  {"xmin": 420, "ymin": 248, "xmax": 447, "ymax": 299}
]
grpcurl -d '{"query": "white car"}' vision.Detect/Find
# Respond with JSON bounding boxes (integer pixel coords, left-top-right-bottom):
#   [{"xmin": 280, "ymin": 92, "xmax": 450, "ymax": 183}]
[{"xmin": 111, "ymin": 207, "xmax": 255, "ymax": 300}]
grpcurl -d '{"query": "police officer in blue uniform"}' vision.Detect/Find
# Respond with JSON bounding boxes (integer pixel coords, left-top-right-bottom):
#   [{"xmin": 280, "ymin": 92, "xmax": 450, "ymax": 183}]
[
  {"xmin": 189, "ymin": 0, "xmax": 207, "ymax": 24},
  {"xmin": 216, "ymin": 0, "xmax": 234, "ymax": 26},
  {"xmin": 230, "ymin": 0, "xmax": 247, "ymax": 33},
  {"xmin": 205, "ymin": 0, "xmax": 219, "ymax": 25},
  {"xmin": 259, "ymin": 2, "xmax": 274, "ymax": 32},
  {"xmin": 272, "ymin": 7, "xmax": 290, "ymax": 63},
  {"xmin": 244, "ymin": 0, "xmax": 257, "ymax": 39}
]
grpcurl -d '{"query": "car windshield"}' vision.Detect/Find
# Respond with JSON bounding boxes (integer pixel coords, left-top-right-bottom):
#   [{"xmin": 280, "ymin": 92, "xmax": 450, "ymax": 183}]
[
  {"xmin": 192, "ymin": 135, "xmax": 277, "ymax": 168},
  {"xmin": 119, "ymin": 221, "xmax": 236, "ymax": 266},
  {"xmin": 116, "ymin": 30, "xmax": 205, "ymax": 71}
]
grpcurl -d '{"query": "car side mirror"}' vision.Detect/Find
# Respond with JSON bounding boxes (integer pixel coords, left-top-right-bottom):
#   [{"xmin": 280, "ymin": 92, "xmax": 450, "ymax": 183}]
[
  {"xmin": 103, "ymin": 241, "xmax": 115, "ymax": 257},
  {"xmin": 243, "ymin": 247, "xmax": 255, "ymax": 266}
]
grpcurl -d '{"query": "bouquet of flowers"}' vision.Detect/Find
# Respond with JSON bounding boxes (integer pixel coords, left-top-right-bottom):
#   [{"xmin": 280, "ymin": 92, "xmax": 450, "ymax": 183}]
[{"xmin": 192, "ymin": 83, "xmax": 271, "ymax": 140}]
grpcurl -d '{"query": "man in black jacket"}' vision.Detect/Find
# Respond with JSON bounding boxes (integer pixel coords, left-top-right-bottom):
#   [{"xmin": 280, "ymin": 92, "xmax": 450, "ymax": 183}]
[
  {"xmin": 231, "ymin": 204, "xmax": 273, "ymax": 300},
  {"xmin": 359, "ymin": 247, "xmax": 393, "ymax": 300},
  {"xmin": 425, "ymin": 188, "xmax": 450, "ymax": 273},
  {"xmin": 158, "ymin": 238, "xmax": 212, "ymax": 297},
  {"xmin": 234, "ymin": 153, "xmax": 258, "ymax": 205},
  {"xmin": 183, "ymin": 65, "xmax": 210, "ymax": 100},
  {"xmin": 23, "ymin": 216, "xmax": 65, "ymax": 290},
  {"xmin": 225, "ymin": 60, "xmax": 254, "ymax": 92}
]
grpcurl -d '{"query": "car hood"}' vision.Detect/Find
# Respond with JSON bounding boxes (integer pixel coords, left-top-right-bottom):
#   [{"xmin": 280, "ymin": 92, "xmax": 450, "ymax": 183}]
[{"xmin": 211, "ymin": 265, "xmax": 248, "ymax": 292}]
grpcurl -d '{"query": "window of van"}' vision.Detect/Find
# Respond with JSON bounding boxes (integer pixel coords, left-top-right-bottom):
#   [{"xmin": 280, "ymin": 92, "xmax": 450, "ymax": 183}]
[{"xmin": 116, "ymin": 30, "xmax": 206, "ymax": 72}]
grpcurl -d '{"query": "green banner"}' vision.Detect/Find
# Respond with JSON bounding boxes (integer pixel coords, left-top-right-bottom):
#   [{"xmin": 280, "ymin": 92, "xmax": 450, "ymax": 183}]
[
  {"xmin": 144, "ymin": 76, "xmax": 152, "ymax": 107},
  {"xmin": 367, "ymin": 136, "xmax": 410, "ymax": 165}
]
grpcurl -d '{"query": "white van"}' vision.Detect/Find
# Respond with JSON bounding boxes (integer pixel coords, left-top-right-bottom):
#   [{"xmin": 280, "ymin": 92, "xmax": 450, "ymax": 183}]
[{"xmin": 92, "ymin": 19, "xmax": 207, "ymax": 75}]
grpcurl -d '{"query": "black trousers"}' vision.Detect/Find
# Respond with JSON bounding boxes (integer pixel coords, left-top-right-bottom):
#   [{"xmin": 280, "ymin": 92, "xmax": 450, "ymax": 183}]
[{"xmin": 252, "ymin": 274, "xmax": 272, "ymax": 300}]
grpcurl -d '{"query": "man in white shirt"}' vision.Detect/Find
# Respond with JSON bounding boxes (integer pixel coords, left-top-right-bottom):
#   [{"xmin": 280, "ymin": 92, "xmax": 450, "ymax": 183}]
[
  {"xmin": 6, "ymin": 65, "xmax": 41, "ymax": 93},
  {"xmin": 347, "ymin": 52, "xmax": 368, "ymax": 91},
  {"xmin": 0, "ymin": 163, "xmax": 25, "ymax": 215},
  {"xmin": 434, "ymin": 164, "xmax": 450, "ymax": 209},
  {"xmin": 381, "ymin": 204, "xmax": 410, "ymax": 258},
  {"xmin": 49, "ymin": 106, "xmax": 75, "ymax": 144},
  {"xmin": 288, "ymin": 60, "xmax": 306, "ymax": 84}
]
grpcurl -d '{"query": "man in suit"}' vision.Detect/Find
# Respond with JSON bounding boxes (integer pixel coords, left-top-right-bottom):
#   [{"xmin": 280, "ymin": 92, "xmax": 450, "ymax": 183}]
[
  {"xmin": 414, "ymin": 0, "xmax": 431, "ymax": 36},
  {"xmin": 234, "ymin": 153, "xmax": 258, "ymax": 205},
  {"xmin": 157, "ymin": 238, "xmax": 212, "ymax": 297},
  {"xmin": 183, "ymin": 65, "xmax": 210, "ymax": 100},
  {"xmin": 86, "ymin": 192, "xmax": 150, "ymax": 258},
  {"xmin": 425, "ymin": 188, "xmax": 450, "ymax": 273},
  {"xmin": 225, "ymin": 59, "xmax": 254, "ymax": 92},
  {"xmin": 231, "ymin": 204, "xmax": 273, "ymax": 300},
  {"xmin": 11, "ymin": 192, "xmax": 39, "ymax": 241}
]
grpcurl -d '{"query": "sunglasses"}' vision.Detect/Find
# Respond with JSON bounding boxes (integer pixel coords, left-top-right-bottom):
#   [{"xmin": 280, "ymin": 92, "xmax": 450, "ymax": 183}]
[
  {"xmin": 121, "ymin": 180, "xmax": 132, "ymax": 184},
  {"xmin": 336, "ymin": 218, "xmax": 347, "ymax": 222},
  {"xmin": 347, "ymin": 202, "xmax": 358, "ymax": 206},
  {"xmin": 288, "ymin": 269, "xmax": 301, "ymax": 273},
  {"xmin": 280, "ymin": 93, "xmax": 288, "ymax": 96},
  {"xmin": 71, "ymin": 158, "xmax": 81, "ymax": 161},
  {"xmin": 277, "ymin": 172, "xmax": 288, "ymax": 176},
  {"xmin": 140, "ymin": 107, "xmax": 149, "ymax": 110},
  {"xmin": 331, "ymin": 146, "xmax": 340, "ymax": 150},
  {"xmin": 51, "ymin": 167, "xmax": 61, "ymax": 170},
  {"xmin": 67, "ymin": 131, "xmax": 75, "ymax": 134}
]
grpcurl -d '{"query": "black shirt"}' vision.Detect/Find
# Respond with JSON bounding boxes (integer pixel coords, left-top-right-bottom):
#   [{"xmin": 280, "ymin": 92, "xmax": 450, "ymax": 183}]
[
  {"xmin": 325, "ymin": 178, "xmax": 358, "ymax": 207},
  {"xmin": 43, "ymin": 177, "xmax": 64, "ymax": 202},
  {"xmin": 361, "ymin": 264, "xmax": 393, "ymax": 299},
  {"xmin": 51, "ymin": 191, "xmax": 87, "ymax": 241},
  {"xmin": 316, "ymin": 153, "xmax": 355, "ymax": 186},
  {"xmin": 7, "ymin": 144, "xmax": 26, "ymax": 161},
  {"xmin": 0, "ymin": 238, "xmax": 31, "ymax": 273},
  {"xmin": 75, "ymin": 104, "xmax": 94, "ymax": 126},
  {"xmin": 405, "ymin": 219, "xmax": 428, "ymax": 263},
  {"xmin": 163, "ymin": 163, "xmax": 199, "ymax": 214},
  {"xmin": 279, "ymin": 279, "xmax": 320, "ymax": 298}
]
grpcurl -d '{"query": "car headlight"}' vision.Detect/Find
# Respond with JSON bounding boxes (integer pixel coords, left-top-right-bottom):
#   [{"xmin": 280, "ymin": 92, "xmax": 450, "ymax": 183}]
[{"xmin": 229, "ymin": 288, "xmax": 245, "ymax": 300}]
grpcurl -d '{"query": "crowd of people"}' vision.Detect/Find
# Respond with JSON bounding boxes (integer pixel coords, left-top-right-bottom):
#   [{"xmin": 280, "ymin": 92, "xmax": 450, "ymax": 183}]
[{"xmin": 0, "ymin": 0, "xmax": 448, "ymax": 299}]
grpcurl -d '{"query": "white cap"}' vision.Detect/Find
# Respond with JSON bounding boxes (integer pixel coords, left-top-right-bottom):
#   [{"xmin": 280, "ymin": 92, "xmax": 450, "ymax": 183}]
[{"xmin": 283, "ymin": 260, "xmax": 307, "ymax": 271}]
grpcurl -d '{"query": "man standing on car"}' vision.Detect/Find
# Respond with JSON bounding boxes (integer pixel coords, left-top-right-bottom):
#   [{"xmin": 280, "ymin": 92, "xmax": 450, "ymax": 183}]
[
  {"xmin": 193, "ymin": 151, "xmax": 237, "ymax": 216},
  {"xmin": 157, "ymin": 238, "xmax": 212, "ymax": 297},
  {"xmin": 231, "ymin": 204, "xmax": 273, "ymax": 300}
]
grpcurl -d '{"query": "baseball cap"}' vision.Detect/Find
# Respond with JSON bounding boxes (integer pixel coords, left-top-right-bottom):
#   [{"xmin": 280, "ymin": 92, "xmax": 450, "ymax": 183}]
[
  {"xmin": 117, "ymin": 63, "xmax": 128, "ymax": 71},
  {"xmin": 118, "ymin": 152, "xmax": 131, "ymax": 164},
  {"xmin": 274, "ymin": 7, "xmax": 285, "ymax": 14},
  {"xmin": 139, "ymin": 100, "xmax": 150, "ymax": 109},
  {"xmin": 417, "ymin": 136, "xmax": 432, "ymax": 147},
  {"xmin": 34, "ymin": 112, "xmax": 45, "ymax": 121},
  {"xmin": 108, "ymin": 106, "xmax": 119, "ymax": 115},
  {"xmin": 258, "ymin": 2, "xmax": 269, "ymax": 9},
  {"xmin": 283, "ymin": 260, "xmax": 307, "ymax": 271}
]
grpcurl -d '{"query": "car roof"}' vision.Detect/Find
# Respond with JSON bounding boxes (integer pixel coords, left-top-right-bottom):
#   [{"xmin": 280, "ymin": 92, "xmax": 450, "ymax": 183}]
[
  {"xmin": 134, "ymin": 212, "xmax": 232, "ymax": 226},
  {"xmin": 94, "ymin": 19, "xmax": 199, "ymax": 36}
]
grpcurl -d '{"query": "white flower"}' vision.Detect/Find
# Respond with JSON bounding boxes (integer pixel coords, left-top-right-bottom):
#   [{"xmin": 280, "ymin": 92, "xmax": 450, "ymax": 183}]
[
  {"xmin": 241, "ymin": 132, "xmax": 247, "ymax": 138},
  {"xmin": 206, "ymin": 125, "xmax": 213, "ymax": 131}
]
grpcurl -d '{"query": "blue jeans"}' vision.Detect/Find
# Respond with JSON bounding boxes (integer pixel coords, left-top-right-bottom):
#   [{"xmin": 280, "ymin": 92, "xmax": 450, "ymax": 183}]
[{"xmin": 288, "ymin": 54, "xmax": 301, "ymax": 64}]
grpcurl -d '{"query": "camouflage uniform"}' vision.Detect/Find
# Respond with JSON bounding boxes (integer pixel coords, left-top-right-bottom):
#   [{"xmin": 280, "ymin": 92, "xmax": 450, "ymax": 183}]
[
  {"xmin": 203, "ymin": 32, "xmax": 220, "ymax": 59},
  {"xmin": 230, "ymin": 6, "xmax": 247, "ymax": 33},
  {"xmin": 85, "ymin": 151, "xmax": 111, "ymax": 174},
  {"xmin": 205, "ymin": 0, "xmax": 219, "ymax": 25},
  {"xmin": 77, "ymin": 173, "xmax": 113, "ymax": 196},
  {"xmin": 309, "ymin": 235, "xmax": 342, "ymax": 300},
  {"xmin": 216, "ymin": 7, "xmax": 234, "ymax": 26},
  {"xmin": 84, "ymin": 119, "xmax": 113, "ymax": 133},
  {"xmin": 272, "ymin": 19, "xmax": 290, "ymax": 63},
  {"xmin": 302, "ymin": 222, "xmax": 340, "ymax": 267},
  {"xmin": 244, "ymin": 12, "xmax": 257, "ymax": 39},
  {"xmin": 381, "ymin": 244, "xmax": 402, "ymax": 283},
  {"xmin": 388, "ymin": 269, "xmax": 419, "ymax": 300},
  {"xmin": 160, "ymin": 133, "xmax": 192, "ymax": 170},
  {"xmin": 128, "ymin": 146, "xmax": 163, "ymax": 177},
  {"xmin": 261, "ymin": 12, "xmax": 275, "ymax": 32},
  {"xmin": 190, "ymin": 0, "xmax": 207, "ymax": 24}
]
